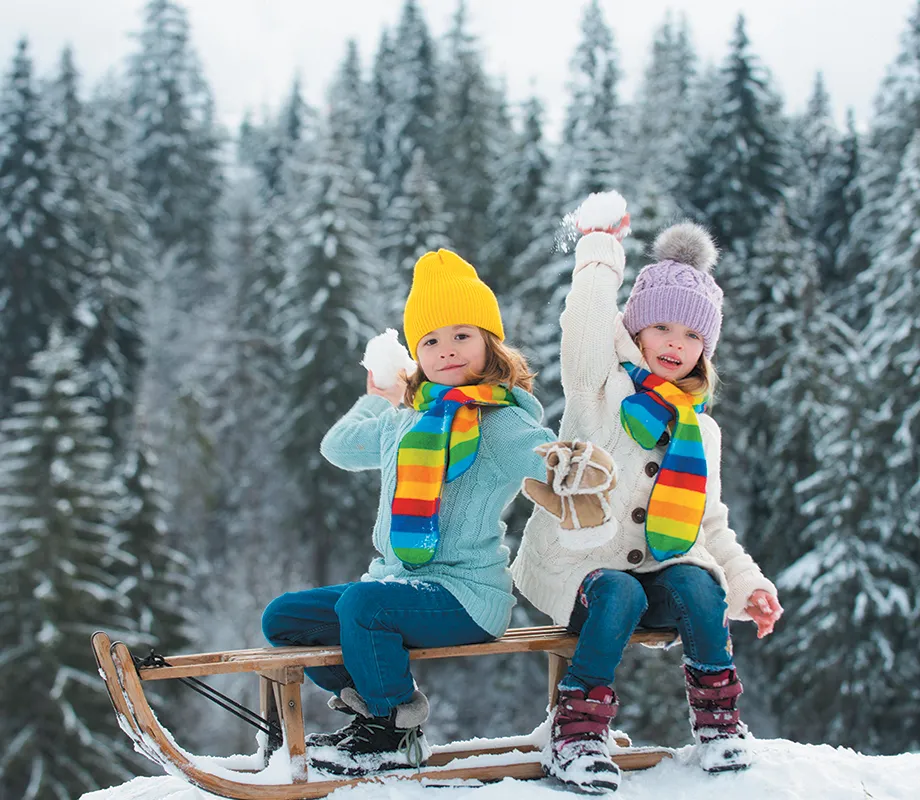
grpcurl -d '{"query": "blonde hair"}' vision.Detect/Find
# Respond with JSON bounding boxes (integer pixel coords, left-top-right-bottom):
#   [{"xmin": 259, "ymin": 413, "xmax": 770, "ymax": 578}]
[
  {"xmin": 675, "ymin": 354, "xmax": 719, "ymax": 400},
  {"xmin": 404, "ymin": 329, "xmax": 536, "ymax": 406}
]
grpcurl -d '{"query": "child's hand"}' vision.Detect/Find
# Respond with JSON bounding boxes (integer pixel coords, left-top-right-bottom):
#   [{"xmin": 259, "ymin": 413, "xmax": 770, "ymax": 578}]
[
  {"xmin": 578, "ymin": 212, "xmax": 631, "ymax": 241},
  {"xmin": 367, "ymin": 370, "xmax": 407, "ymax": 407},
  {"xmin": 745, "ymin": 590, "xmax": 783, "ymax": 639},
  {"xmin": 573, "ymin": 192, "xmax": 631, "ymax": 241}
]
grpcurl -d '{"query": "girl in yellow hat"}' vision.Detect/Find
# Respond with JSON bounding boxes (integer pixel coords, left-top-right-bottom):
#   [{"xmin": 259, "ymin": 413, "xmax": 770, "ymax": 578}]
[{"xmin": 261, "ymin": 248, "xmax": 561, "ymax": 777}]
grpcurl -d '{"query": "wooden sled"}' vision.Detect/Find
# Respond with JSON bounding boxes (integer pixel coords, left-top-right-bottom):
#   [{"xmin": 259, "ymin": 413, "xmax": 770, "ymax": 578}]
[{"xmin": 92, "ymin": 626, "xmax": 677, "ymax": 798}]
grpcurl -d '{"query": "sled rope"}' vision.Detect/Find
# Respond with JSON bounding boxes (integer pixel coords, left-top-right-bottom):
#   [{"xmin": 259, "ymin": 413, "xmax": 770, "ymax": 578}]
[{"xmin": 133, "ymin": 649, "xmax": 283, "ymax": 748}]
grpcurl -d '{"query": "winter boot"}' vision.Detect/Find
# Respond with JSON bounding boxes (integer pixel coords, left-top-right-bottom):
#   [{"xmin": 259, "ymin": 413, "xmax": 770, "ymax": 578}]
[
  {"xmin": 304, "ymin": 689, "xmax": 366, "ymax": 748},
  {"xmin": 309, "ymin": 688, "xmax": 431, "ymax": 777},
  {"xmin": 543, "ymin": 685, "xmax": 621, "ymax": 793},
  {"xmin": 684, "ymin": 665, "xmax": 752, "ymax": 773}
]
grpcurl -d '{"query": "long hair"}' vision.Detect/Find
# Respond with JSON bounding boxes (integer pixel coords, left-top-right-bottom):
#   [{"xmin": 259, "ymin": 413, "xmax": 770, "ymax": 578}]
[
  {"xmin": 403, "ymin": 329, "xmax": 536, "ymax": 406},
  {"xmin": 675, "ymin": 353, "xmax": 719, "ymax": 401}
]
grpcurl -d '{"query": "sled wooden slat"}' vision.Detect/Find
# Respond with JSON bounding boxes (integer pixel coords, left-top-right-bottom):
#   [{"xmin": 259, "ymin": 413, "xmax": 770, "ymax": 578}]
[
  {"xmin": 424, "ymin": 743, "xmax": 656, "ymax": 768},
  {"xmin": 93, "ymin": 628, "xmax": 675, "ymax": 799},
  {"xmin": 92, "ymin": 632, "xmax": 168, "ymax": 769},
  {"xmin": 136, "ymin": 626, "xmax": 677, "ymax": 682},
  {"xmin": 149, "ymin": 625, "xmax": 577, "ymax": 670},
  {"xmin": 426, "ymin": 743, "xmax": 540, "ymax": 767}
]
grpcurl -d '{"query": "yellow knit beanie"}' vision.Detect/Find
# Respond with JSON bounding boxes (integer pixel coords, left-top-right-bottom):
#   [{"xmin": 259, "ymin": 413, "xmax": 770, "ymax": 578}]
[{"xmin": 403, "ymin": 249, "xmax": 505, "ymax": 357}]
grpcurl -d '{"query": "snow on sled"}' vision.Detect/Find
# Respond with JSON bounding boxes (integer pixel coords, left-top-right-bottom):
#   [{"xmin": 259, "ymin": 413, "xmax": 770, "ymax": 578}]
[{"xmin": 91, "ymin": 627, "xmax": 675, "ymax": 798}]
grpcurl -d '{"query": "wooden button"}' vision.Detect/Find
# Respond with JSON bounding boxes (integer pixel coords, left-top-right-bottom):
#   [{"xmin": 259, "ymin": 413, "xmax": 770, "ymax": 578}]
[
  {"xmin": 627, "ymin": 549, "xmax": 643, "ymax": 565},
  {"xmin": 631, "ymin": 508, "xmax": 647, "ymax": 524}
]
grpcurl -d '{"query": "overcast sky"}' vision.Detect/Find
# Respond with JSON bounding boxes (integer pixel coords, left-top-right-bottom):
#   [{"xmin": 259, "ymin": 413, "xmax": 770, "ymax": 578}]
[{"xmin": 0, "ymin": 0, "xmax": 915, "ymax": 139}]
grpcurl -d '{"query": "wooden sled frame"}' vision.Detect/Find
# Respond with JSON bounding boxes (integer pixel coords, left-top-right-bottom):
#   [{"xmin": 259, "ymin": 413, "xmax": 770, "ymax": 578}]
[{"xmin": 92, "ymin": 626, "xmax": 677, "ymax": 798}]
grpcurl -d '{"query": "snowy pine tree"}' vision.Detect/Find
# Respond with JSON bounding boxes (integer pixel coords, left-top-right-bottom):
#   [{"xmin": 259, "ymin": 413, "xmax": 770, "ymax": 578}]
[
  {"xmin": 814, "ymin": 110, "xmax": 863, "ymax": 297},
  {"xmin": 365, "ymin": 29, "xmax": 395, "ymax": 194},
  {"xmin": 845, "ymin": 2, "xmax": 920, "ymax": 299},
  {"xmin": 862, "ymin": 130, "xmax": 920, "ymax": 552},
  {"xmin": 0, "ymin": 41, "xmax": 75, "ymax": 416},
  {"xmin": 0, "ymin": 328, "xmax": 139, "ymax": 799},
  {"xmin": 508, "ymin": 1, "xmax": 627, "ymax": 429},
  {"xmin": 254, "ymin": 76, "xmax": 316, "ymax": 199},
  {"xmin": 783, "ymin": 129, "xmax": 920, "ymax": 751},
  {"xmin": 483, "ymin": 95, "xmax": 551, "ymax": 307},
  {"xmin": 724, "ymin": 210, "xmax": 842, "ymax": 577},
  {"xmin": 774, "ymin": 223, "xmax": 919, "ymax": 749},
  {"xmin": 327, "ymin": 42, "xmax": 367, "ymax": 173},
  {"xmin": 127, "ymin": 0, "xmax": 223, "ymax": 302},
  {"xmin": 557, "ymin": 0, "xmax": 625, "ymax": 206},
  {"xmin": 54, "ymin": 52, "xmax": 147, "ymax": 453},
  {"xmin": 621, "ymin": 181, "xmax": 680, "ymax": 273},
  {"xmin": 626, "ymin": 11, "xmax": 697, "ymax": 265},
  {"xmin": 205, "ymin": 183, "xmax": 289, "ymax": 561},
  {"xmin": 118, "ymin": 428, "xmax": 193, "ymax": 655},
  {"xmin": 277, "ymin": 123, "xmax": 382, "ymax": 585},
  {"xmin": 682, "ymin": 15, "xmax": 787, "ymax": 251},
  {"xmin": 375, "ymin": 0, "xmax": 439, "ymax": 206},
  {"xmin": 631, "ymin": 11, "xmax": 697, "ymax": 199},
  {"xmin": 768, "ymin": 318, "xmax": 919, "ymax": 753},
  {"xmin": 775, "ymin": 464, "xmax": 920, "ymax": 753},
  {"xmin": 509, "ymin": 198, "xmax": 572, "ymax": 429},
  {"xmin": 126, "ymin": 0, "xmax": 227, "ymax": 578},
  {"xmin": 788, "ymin": 72, "xmax": 838, "ymax": 235},
  {"xmin": 434, "ymin": 0, "xmax": 506, "ymax": 269},
  {"xmin": 380, "ymin": 148, "xmax": 452, "ymax": 324}
]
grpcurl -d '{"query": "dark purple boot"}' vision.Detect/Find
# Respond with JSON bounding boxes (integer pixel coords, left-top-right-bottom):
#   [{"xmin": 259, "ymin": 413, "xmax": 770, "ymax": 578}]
[
  {"xmin": 543, "ymin": 685, "xmax": 621, "ymax": 793},
  {"xmin": 684, "ymin": 665, "xmax": 752, "ymax": 772}
]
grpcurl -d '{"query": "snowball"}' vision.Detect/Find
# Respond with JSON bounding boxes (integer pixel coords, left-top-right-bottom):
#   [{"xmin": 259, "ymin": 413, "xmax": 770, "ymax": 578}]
[
  {"xmin": 361, "ymin": 329, "xmax": 417, "ymax": 389},
  {"xmin": 574, "ymin": 191, "xmax": 631, "ymax": 240}
]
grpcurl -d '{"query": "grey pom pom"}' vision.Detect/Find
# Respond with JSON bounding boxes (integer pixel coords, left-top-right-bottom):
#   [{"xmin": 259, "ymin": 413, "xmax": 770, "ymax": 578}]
[{"xmin": 652, "ymin": 223, "xmax": 719, "ymax": 273}]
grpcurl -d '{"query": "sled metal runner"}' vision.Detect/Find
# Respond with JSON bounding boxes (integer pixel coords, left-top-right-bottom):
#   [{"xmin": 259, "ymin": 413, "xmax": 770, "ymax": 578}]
[{"xmin": 92, "ymin": 627, "xmax": 676, "ymax": 799}]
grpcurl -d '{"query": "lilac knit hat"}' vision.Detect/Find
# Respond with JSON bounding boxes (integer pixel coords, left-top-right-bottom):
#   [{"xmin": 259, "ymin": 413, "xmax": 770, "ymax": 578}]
[{"xmin": 622, "ymin": 223, "xmax": 723, "ymax": 358}]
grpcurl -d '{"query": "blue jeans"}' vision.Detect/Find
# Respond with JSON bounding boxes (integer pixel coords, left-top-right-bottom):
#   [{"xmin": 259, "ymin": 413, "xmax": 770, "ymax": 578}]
[
  {"xmin": 561, "ymin": 564, "xmax": 732, "ymax": 692},
  {"xmin": 261, "ymin": 580, "xmax": 493, "ymax": 717}
]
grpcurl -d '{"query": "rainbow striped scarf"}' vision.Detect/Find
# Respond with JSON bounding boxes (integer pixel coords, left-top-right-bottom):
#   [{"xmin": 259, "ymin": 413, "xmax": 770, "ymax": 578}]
[
  {"xmin": 390, "ymin": 382, "xmax": 517, "ymax": 566},
  {"xmin": 620, "ymin": 362, "xmax": 708, "ymax": 561}
]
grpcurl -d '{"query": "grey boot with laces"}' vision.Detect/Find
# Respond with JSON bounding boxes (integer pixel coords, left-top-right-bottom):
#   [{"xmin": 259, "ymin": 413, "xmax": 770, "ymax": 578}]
[
  {"xmin": 304, "ymin": 691, "xmax": 366, "ymax": 748},
  {"xmin": 308, "ymin": 688, "xmax": 431, "ymax": 776}
]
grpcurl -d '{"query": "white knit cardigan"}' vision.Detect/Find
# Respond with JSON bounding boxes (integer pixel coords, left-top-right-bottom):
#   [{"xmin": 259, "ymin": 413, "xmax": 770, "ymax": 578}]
[{"xmin": 511, "ymin": 232, "xmax": 777, "ymax": 627}]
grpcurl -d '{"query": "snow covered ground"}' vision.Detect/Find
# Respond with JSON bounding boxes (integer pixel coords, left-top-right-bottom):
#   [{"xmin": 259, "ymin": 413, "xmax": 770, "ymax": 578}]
[{"xmin": 83, "ymin": 738, "xmax": 920, "ymax": 800}]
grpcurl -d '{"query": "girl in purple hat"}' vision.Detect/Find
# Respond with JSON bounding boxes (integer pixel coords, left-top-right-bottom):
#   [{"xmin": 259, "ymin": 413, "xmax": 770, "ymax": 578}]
[{"xmin": 512, "ymin": 192, "xmax": 783, "ymax": 793}]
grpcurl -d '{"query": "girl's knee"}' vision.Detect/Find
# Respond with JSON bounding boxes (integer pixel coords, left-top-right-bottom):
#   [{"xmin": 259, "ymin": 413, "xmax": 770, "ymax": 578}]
[
  {"xmin": 587, "ymin": 570, "xmax": 648, "ymax": 616},
  {"xmin": 335, "ymin": 581, "xmax": 389, "ymax": 628},
  {"xmin": 261, "ymin": 592, "xmax": 294, "ymax": 642},
  {"xmin": 667, "ymin": 564, "xmax": 712, "ymax": 582},
  {"xmin": 666, "ymin": 565, "xmax": 724, "ymax": 599}
]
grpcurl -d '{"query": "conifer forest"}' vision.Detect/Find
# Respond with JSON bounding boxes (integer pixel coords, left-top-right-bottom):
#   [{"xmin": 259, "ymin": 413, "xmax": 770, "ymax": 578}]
[{"xmin": 1, "ymin": 1, "xmax": 918, "ymax": 796}]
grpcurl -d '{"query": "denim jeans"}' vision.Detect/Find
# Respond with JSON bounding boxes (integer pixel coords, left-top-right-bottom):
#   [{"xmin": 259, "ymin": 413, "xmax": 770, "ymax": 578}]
[
  {"xmin": 261, "ymin": 580, "xmax": 493, "ymax": 717},
  {"xmin": 561, "ymin": 564, "xmax": 733, "ymax": 692}
]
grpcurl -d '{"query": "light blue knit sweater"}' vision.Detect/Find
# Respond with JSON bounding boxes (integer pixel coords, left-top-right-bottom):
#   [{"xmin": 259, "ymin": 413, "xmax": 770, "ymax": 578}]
[{"xmin": 320, "ymin": 388, "xmax": 555, "ymax": 637}]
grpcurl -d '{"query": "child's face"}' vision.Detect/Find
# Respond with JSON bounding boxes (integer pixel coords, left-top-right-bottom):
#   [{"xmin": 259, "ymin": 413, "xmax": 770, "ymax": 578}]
[
  {"xmin": 416, "ymin": 324, "xmax": 487, "ymax": 386},
  {"xmin": 636, "ymin": 322, "xmax": 705, "ymax": 382}
]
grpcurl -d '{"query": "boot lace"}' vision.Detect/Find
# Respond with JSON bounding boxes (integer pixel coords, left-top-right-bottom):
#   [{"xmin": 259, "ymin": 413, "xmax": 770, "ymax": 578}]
[
  {"xmin": 350, "ymin": 719, "xmax": 387, "ymax": 745},
  {"xmin": 347, "ymin": 720, "xmax": 424, "ymax": 769},
  {"xmin": 398, "ymin": 726, "xmax": 425, "ymax": 769}
]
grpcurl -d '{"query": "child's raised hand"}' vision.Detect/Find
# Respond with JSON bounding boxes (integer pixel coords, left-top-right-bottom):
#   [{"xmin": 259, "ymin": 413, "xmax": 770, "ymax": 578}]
[
  {"xmin": 745, "ymin": 590, "xmax": 783, "ymax": 639},
  {"xmin": 367, "ymin": 370, "xmax": 407, "ymax": 408},
  {"xmin": 573, "ymin": 192, "xmax": 631, "ymax": 241},
  {"xmin": 578, "ymin": 212, "xmax": 631, "ymax": 240}
]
